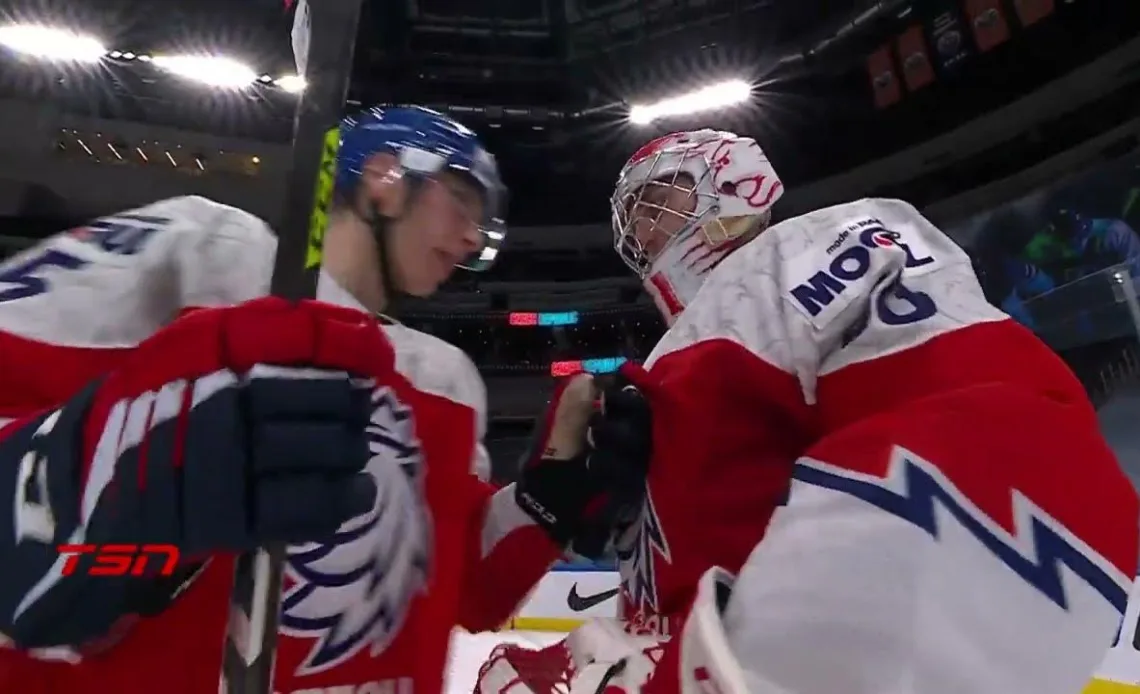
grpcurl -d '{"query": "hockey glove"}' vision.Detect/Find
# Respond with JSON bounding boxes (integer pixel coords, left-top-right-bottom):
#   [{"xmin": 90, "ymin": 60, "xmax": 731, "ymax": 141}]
[
  {"xmin": 0, "ymin": 297, "xmax": 396, "ymax": 651},
  {"xmin": 514, "ymin": 369, "xmax": 653, "ymax": 559},
  {"xmin": 572, "ymin": 366, "xmax": 655, "ymax": 557}
]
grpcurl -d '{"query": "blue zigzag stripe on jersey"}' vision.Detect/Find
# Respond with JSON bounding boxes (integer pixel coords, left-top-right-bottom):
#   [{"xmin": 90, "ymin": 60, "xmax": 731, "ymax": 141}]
[
  {"xmin": 552, "ymin": 560, "xmax": 617, "ymax": 572},
  {"xmin": 793, "ymin": 455, "xmax": 1130, "ymax": 614}
]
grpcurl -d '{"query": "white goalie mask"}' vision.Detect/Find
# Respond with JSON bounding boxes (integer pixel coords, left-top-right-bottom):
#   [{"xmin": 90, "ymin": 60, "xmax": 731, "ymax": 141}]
[{"xmin": 611, "ymin": 129, "xmax": 784, "ymax": 324}]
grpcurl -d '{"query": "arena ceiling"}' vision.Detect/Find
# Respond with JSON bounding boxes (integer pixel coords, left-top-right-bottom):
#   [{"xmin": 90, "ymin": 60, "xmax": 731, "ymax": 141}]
[
  {"xmin": 353, "ymin": 0, "xmax": 1139, "ymax": 224},
  {"xmin": 2, "ymin": 0, "xmax": 1139, "ymax": 226}
]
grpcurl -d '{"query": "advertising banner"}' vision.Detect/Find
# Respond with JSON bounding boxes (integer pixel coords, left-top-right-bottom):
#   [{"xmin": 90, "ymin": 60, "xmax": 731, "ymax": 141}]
[
  {"xmin": 867, "ymin": 44, "xmax": 902, "ymax": 108},
  {"xmin": 506, "ymin": 565, "xmax": 620, "ymax": 632},
  {"xmin": 965, "ymin": 0, "xmax": 1011, "ymax": 52},
  {"xmin": 926, "ymin": 1, "xmax": 972, "ymax": 72},
  {"xmin": 898, "ymin": 25, "xmax": 935, "ymax": 91}
]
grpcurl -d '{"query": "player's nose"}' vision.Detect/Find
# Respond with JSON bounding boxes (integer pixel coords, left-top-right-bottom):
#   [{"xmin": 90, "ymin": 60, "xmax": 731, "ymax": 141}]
[
  {"xmin": 460, "ymin": 221, "xmax": 482, "ymax": 252},
  {"xmin": 439, "ymin": 222, "xmax": 482, "ymax": 268},
  {"xmin": 632, "ymin": 217, "xmax": 665, "ymax": 260},
  {"xmin": 458, "ymin": 222, "xmax": 485, "ymax": 259}
]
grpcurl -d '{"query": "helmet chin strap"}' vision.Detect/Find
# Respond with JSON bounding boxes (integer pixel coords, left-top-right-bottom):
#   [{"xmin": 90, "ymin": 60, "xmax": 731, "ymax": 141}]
[
  {"xmin": 360, "ymin": 177, "xmax": 428, "ymax": 316},
  {"xmin": 366, "ymin": 210, "xmax": 401, "ymax": 310}
]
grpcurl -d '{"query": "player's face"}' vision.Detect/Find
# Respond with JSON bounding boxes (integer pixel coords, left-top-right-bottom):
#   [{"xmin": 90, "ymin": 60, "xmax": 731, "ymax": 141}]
[
  {"xmin": 390, "ymin": 172, "xmax": 485, "ymax": 296},
  {"xmin": 628, "ymin": 173, "xmax": 698, "ymax": 264}
]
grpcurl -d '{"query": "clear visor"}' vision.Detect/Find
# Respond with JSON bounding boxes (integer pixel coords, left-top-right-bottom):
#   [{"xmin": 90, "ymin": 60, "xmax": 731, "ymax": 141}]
[
  {"xmin": 438, "ymin": 163, "xmax": 508, "ymax": 272},
  {"xmin": 460, "ymin": 217, "xmax": 506, "ymax": 272}
]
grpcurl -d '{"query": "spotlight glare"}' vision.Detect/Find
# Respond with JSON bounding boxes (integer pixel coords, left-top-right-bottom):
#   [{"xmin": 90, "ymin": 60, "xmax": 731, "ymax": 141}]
[
  {"xmin": 0, "ymin": 24, "xmax": 106, "ymax": 63},
  {"xmin": 275, "ymin": 74, "xmax": 306, "ymax": 93},
  {"xmin": 151, "ymin": 54, "xmax": 258, "ymax": 89},
  {"xmin": 628, "ymin": 79, "xmax": 753, "ymax": 125}
]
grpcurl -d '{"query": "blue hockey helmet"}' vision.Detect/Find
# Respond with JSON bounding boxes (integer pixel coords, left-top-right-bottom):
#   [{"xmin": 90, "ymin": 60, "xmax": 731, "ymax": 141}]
[{"xmin": 335, "ymin": 105, "xmax": 507, "ymax": 271}]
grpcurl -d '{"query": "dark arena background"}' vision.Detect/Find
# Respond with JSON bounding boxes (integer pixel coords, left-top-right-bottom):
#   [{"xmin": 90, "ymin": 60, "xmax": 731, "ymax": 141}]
[{"xmin": 6, "ymin": 0, "xmax": 1140, "ymax": 689}]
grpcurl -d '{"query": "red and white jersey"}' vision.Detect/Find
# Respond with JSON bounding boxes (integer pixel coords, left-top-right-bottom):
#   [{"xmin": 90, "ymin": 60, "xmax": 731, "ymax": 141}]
[
  {"xmin": 615, "ymin": 197, "xmax": 1136, "ymax": 692},
  {"xmin": 0, "ymin": 196, "xmax": 561, "ymax": 694}
]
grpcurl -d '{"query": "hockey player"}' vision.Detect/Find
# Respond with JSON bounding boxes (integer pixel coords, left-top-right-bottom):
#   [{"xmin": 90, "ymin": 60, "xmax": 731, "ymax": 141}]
[
  {"xmin": 476, "ymin": 128, "xmax": 1138, "ymax": 694},
  {"xmin": 0, "ymin": 107, "xmax": 633, "ymax": 694}
]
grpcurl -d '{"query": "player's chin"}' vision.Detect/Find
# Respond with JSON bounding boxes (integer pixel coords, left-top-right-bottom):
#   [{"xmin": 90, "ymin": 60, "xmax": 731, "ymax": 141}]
[{"xmin": 400, "ymin": 267, "xmax": 449, "ymax": 297}]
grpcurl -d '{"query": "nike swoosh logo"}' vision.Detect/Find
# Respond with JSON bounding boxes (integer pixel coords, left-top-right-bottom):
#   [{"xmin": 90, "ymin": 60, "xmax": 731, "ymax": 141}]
[{"xmin": 567, "ymin": 585, "xmax": 619, "ymax": 612}]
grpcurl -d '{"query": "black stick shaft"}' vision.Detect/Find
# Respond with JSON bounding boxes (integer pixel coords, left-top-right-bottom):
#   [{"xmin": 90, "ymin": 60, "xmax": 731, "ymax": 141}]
[{"xmin": 222, "ymin": 0, "xmax": 363, "ymax": 691}]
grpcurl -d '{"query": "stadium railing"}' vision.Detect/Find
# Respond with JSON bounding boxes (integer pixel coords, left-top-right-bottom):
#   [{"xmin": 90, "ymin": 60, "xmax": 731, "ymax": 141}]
[{"xmin": 1023, "ymin": 263, "xmax": 1140, "ymax": 351}]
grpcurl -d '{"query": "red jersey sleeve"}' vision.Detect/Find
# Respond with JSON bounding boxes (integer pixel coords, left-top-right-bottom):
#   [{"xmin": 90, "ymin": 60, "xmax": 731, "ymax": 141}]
[
  {"xmin": 383, "ymin": 325, "xmax": 562, "ymax": 633},
  {"xmin": 455, "ymin": 482, "xmax": 563, "ymax": 632}
]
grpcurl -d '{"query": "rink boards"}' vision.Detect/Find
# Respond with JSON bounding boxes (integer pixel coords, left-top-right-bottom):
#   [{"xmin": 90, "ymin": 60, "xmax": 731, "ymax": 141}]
[
  {"xmin": 1088, "ymin": 578, "xmax": 1140, "ymax": 692},
  {"xmin": 504, "ymin": 560, "xmax": 620, "ymax": 632},
  {"xmin": 507, "ymin": 562, "xmax": 1140, "ymax": 692},
  {"xmin": 1088, "ymin": 682, "xmax": 1140, "ymax": 693}
]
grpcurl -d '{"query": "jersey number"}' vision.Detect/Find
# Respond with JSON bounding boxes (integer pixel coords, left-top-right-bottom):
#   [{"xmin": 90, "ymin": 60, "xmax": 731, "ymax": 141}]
[
  {"xmin": 876, "ymin": 274, "xmax": 938, "ymax": 325},
  {"xmin": 0, "ymin": 250, "xmax": 87, "ymax": 303},
  {"xmin": 0, "ymin": 216, "xmax": 167, "ymax": 304},
  {"xmin": 840, "ymin": 270, "xmax": 938, "ymax": 346},
  {"xmin": 83, "ymin": 216, "xmax": 166, "ymax": 256}
]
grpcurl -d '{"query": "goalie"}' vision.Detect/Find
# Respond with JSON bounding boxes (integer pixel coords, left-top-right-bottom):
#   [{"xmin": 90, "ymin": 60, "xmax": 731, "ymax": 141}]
[{"xmin": 476, "ymin": 128, "xmax": 1138, "ymax": 694}]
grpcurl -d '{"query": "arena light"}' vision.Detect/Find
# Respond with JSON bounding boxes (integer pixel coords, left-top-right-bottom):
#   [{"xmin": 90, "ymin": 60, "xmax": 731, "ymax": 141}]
[
  {"xmin": 275, "ymin": 74, "xmax": 306, "ymax": 93},
  {"xmin": 0, "ymin": 24, "xmax": 106, "ymax": 63},
  {"xmin": 151, "ymin": 54, "xmax": 258, "ymax": 89},
  {"xmin": 627, "ymin": 79, "xmax": 752, "ymax": 126}
]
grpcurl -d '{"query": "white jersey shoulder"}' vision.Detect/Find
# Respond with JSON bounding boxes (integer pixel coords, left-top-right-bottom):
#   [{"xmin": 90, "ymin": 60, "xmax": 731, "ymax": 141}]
[
  {"xmin": 383, "ymin": 323, "xmax": 491, "ymax": 479},
  {"xmin": 0, "ymin": 195, "xmax": 276, "ymax": 348},
  {"xmin": 316, "ymin": 271, "xmax": 491, "ymax": 479},
  {"xmin": 645, "ymin": 198, "xmax": 1007, "ymax": 403}
]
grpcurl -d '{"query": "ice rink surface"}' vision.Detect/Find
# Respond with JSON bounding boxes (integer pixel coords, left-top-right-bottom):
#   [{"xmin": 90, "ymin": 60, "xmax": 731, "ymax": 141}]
[{"xmin": 446, "ymin": 630, "xmax": 564, "ymax": 694}]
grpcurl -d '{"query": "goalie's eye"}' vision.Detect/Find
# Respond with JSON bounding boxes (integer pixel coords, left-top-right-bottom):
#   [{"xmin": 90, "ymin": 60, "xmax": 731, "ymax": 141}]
[{"xmin": 638, "ymin": 181, "xmax": 673, "ymax": 208}]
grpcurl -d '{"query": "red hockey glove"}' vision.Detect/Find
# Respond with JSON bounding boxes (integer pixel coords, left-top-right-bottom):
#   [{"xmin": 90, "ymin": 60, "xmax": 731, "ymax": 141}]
[{"xmin": 514, "ymin": 367, "xmax": 653, "ymax": 558}]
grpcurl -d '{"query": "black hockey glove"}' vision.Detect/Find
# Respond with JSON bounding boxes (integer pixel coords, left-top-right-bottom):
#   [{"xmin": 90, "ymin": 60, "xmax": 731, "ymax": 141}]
[{"xmin": 514, "ymin": 370, "xmax": 653, "ymax": 559}]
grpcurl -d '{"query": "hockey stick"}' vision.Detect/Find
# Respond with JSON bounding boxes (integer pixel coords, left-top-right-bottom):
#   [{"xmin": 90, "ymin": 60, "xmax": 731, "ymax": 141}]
[{"xmin": 221, "ymin": 0, "xmax": 363, "ymax": 691}]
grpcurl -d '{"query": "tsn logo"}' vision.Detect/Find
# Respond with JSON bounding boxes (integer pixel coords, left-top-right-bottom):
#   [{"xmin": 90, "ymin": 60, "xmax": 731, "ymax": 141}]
[{"xmin": 57, "ymin": 543, "xmax": 180, "ymax": 577}]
